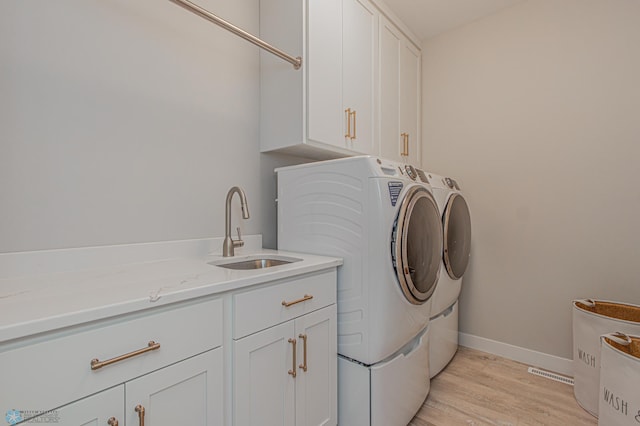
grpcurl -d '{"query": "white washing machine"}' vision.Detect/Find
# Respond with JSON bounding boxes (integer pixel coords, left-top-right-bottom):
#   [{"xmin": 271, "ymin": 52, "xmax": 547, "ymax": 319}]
[
  {"xmin": 277, "ymin": 156, "xmax": 443, "ymax": 426},
  {"xmin": 426, "ymin": 172, "xmax": 472, "ymax": 377}
]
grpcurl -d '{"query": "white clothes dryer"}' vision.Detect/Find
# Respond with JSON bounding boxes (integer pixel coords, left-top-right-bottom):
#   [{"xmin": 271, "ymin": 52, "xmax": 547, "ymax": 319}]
[
  {"xmin": 277, "ymin": 156, "xmax": 443, "ymax": 426},
  {"xmin": 426, "ymin": 172, "xmax": 472, "ymax": 377}
]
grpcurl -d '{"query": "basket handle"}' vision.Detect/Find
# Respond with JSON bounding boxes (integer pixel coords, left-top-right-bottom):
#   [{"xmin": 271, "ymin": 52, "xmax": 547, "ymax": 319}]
[{"xmin": 602, "ymin": 331, "xmax": 632, "ymax": 346}]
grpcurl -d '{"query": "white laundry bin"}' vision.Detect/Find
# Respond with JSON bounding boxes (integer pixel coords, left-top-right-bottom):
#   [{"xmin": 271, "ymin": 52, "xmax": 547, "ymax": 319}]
[
  {"xmin": 598, "ymin": 332, "xmax": 640, "ymax": 426},
  {"xmin": 572, "ymin": 299, "xmax": 640, "ymax": 417}
]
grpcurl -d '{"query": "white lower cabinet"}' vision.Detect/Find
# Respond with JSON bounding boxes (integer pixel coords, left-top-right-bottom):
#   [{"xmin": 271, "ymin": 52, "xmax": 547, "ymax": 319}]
[
  {"xmin": 0, "ymin": 297, "xmax": 224, "ymax": 426},
  {"xmin": 42, "ymin": 385, "xmax": 124, "ymax": 426},
  {"xmin": 234, "ymin": 321, "xmax": 295, "ymax": 426},
  {"xmin": 36, "ymin": 349, "xmax": 222, "ymax": 426},
  {"xmin": 294, "ymin": 306, "xmax": 337, "ymax": 426},
  {"xmin": 234, "ymin": 305, "xmax": 337, "ymax": 426},
  {"xmin": 125, "ymin": 348, "xmax": 223, "ymax": 426},
  {"xmin": 1, "ymin": 268, "xmax": 338, "ymax": 426}
]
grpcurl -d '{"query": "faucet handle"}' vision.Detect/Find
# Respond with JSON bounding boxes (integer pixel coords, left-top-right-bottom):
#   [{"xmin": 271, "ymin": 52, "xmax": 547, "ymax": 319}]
[{"xmin": 233, "ymin": 227, "xmax": 245, "ymax": 248}]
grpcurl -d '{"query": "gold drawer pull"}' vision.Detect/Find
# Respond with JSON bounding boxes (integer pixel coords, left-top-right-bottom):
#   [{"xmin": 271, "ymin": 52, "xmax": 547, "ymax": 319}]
[
  {"xmin": 351, "ymin": 110, "xmax": 356, "ymax": 140},
  {"xmin": 91, "ymin": 341, "xmax": 160, "ymax": 370},
  {"xmin": 345, "ymin": 108, "xmax": 352, "ymax": 138},
  {"xmin": 288, "ymin": 338, "xmax": 297, "ymax": 378},
  {"xmin": 299, "ymin": 333, "xmax": 308, "ymax": 372},
  {"xmin": 401, "ymin": 133, "xmax": 409, "ymax": 156},
  {"xmin": 107, "ymin": 417, "xmax": 119, "ymax": 426},
  {"xmin": 281, "ymin": 294, "xmax": 313, "ymax": 307},
  {"xmin": 135, "ymin": 405, "xmax": 145, "ymax": 426}
]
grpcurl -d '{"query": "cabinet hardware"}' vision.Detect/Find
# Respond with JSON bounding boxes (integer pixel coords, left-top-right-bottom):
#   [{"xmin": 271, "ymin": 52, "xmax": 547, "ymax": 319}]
[
  {"xmin": 107, "ymin": 417, "xmax": 119, "ymax": 426},
  {"xmin": 288, "ymin": 338, "xmax": 297, "ymax": 378},
  {"xmin": 298, "ymin": 333, "xmax": 308, "ymax": 372},
  {"xmin": 90, "ymin": 341, "xmax": 161, "ymax": 370},
  {"xmin": 345, "ymin": 109, "xmax": 356, "ymax": 139},
  {"xmin": 281, "ymin": 294, "xmax": 313, "ymax": 307},
  {"xmin": 351, "ymin": 110, "xmax": 357, "ymax": 140},
  {"xmin": 345, "ymin": 108, "xmax": 352, "ymax": 138},
  {"xmin": 401, "ymin": 133, "xmax": 409, "ymax": 156},
  {"xmin": 135, "ymin": 405, "xmax": 145, "ymax": 426}
]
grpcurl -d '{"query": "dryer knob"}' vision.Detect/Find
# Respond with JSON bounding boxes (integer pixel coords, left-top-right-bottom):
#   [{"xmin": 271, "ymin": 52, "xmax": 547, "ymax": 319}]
[
  {"xmin": 405, "ymin": 165, "xmax": 417, "ymax": 180},
  {"xmin": 444, "ymin": 177, "xmax": 456, "ymax": 189}
]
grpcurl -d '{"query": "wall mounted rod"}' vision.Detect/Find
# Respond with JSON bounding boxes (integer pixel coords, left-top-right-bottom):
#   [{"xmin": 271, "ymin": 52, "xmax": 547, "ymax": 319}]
[{"xmin": 168, "ymin": 0, "xmax": 302, "ymax": 70}]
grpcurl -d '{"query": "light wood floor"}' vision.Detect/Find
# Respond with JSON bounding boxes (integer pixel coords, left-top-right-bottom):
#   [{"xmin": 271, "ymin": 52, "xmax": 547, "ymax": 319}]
[{"xmin": 409, "ymin": 347, "xmax": 597, "ymax": 426}]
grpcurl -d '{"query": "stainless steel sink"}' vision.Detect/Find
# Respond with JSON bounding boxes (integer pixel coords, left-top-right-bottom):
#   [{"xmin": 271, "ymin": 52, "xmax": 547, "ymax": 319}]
[{"xmin": 209, "ymin": 255, "xmax": 301, "ymax": 270}]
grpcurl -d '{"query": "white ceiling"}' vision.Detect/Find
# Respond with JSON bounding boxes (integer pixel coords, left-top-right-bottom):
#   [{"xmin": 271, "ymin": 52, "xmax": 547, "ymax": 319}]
[{"xmin": 383, "ymin": 0, "xmax": 525, "ymax": 41}]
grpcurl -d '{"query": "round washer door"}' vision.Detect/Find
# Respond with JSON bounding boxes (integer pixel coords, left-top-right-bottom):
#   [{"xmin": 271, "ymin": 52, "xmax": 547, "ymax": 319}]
[
  {"xmin": 443, "ymin": 193, "xmax": 471, "ymax": 280},
  {"xmin": 392, "ymin": 186, "xmax": 443, "ymax": 305}
]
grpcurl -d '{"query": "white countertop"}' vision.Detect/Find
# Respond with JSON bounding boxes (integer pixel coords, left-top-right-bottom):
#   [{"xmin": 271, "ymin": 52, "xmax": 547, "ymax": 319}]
[{"xmin": 0, "ymin": 239, "xmax": 342, "ymax": 343}]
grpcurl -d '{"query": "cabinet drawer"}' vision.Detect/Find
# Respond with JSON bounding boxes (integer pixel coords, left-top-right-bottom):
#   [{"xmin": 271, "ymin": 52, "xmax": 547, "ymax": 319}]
[
  {"xmin": 233, "ymin": 269, "xmax": 336, "ymax": 339},
  {"xmin": 0, "ymin": 297, "xmax": 222, "ymax": 421}
]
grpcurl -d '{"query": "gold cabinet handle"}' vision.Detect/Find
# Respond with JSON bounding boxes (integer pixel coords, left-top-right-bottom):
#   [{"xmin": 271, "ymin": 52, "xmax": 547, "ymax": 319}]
[
  {"xmin": 107, "ymin": 417, "xmax": 119, "ymax": 426},
  {"xmin": 351, "ymin": 110, "xmax": 356, "ymax": 140},
  {"xmin": 288, "ymin": 338, "xmax": 297, "ymax": 378},
  {"xmin": 345, "ymin": 108, "xmax": 352, "ymax": 138},
  {"xmin": 135, "ymin": 405, "xmax": 145, "ymax": 426},
  {"xmin": 298, "ymin": 333, "xmax": 308, "ymax": 372},
  {"xmin": 401, "ymin": 133, "xmax": 409, "ymax": 156},
  {"xmin": 281, "ymin": 294, "xmax": 313, "ymax": 307},
  {"xmin": 91, "ymin": 341, "xmax": 160, "ymax": 370}
]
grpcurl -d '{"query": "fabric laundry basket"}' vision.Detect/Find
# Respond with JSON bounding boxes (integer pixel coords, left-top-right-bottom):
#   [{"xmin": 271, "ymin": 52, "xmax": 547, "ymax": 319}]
[
  {"xmin": 598, "ymin": 332, "xmax": 640, "ymax": 426},
  {"xmin": 572, "ymin": 299, "xmax": 640, "ymax": 417}
]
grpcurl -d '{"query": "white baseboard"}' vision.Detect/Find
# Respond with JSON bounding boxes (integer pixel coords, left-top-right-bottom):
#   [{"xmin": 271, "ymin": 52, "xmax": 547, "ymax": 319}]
[{"xmin": 459, "ymin": 332, "xmax": 573, "ymax": 377}]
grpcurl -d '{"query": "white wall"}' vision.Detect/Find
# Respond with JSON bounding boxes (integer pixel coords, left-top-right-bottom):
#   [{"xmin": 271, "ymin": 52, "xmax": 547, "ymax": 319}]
[
  {"xmin": 0, "ymin": 0, "xmax": 305, "ymax": 254},
  {"xmin": 421, "ymin": 0, "xmax": 640, "ymax": 359}
]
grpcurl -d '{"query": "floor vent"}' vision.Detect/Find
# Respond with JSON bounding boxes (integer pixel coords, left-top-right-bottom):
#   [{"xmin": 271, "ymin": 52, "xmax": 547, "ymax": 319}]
[{"xmin": 527, "ymin": 367, "xmax": 574, "ymax": 386}]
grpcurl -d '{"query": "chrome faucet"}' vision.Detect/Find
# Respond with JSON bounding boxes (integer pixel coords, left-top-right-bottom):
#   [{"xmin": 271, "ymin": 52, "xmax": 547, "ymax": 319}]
[{"xmin": 223, "ymin": 186, "xmax": 250, "ymax": 257}]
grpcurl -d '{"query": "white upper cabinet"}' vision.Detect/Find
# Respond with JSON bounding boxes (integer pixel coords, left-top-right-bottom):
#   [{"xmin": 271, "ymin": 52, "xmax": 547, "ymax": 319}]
[
  {"xmin": 379, "ymin": 16, "xmax": 421, "ymax": 165},
  {"xmin": 306, "ymin": 0, "xmax": 343, "ymax": 150},
  {"xmin": 379, "ymin": 17, "xmax": 402, "ymax": 162},
  {"xmin": 261, "ymin": 0, "xmax": 379, "ymax": 159},
  {"xmin": 260, "ymin": 0, "xmax": 420, "ymax": 161},
  {"xmin": 400, "ymin": 36, "xmax": 421, "ymax": 165},
  {"xmin": 341, "ymin": 0, "xmax": 378, "ymax": 155}
]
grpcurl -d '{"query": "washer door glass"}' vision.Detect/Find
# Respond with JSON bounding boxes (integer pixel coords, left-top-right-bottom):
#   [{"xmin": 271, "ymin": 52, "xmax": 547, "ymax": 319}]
[
  {"xmin": 443, "ymin": 193, "xmax": 471, "ymax": 280},
  {"xmin": 393, "ymin": 186, "xmax": 443, "ymax": 305}
]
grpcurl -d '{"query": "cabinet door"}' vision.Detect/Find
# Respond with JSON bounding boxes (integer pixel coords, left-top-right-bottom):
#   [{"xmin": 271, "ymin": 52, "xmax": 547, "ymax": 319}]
[
  {"xmin": 28, "ymin": 385, "xmax": 124, "ymax": 426},
  {"xmin": 379, "ymin": 17, "xmax": 403, "ymax": 162},
  {"xmin": 400, "ymin": 40, "xmax": 421, "ymax": 165},
  {"xmin": 343, "ymin": 0, "xmax": 378, "ymax": 154},
  {"xmin": 380, "ymin": 18, "xmax": 422, "ymax": 165},
  {"xmin": 307, "ymin": 0, "xmax": 343, "ymax": 148},
  {"xmin": 234, "ymin": 321, "xmax": 296, "ymax": 426},
  {"xmin": 295, "ymin": 305, "xmax": 338, "ymax": 426},
  {"xmin": 125, "ymin": 348, "xmax": 223, "ymax": 426}
]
